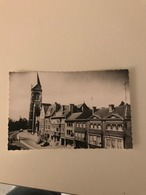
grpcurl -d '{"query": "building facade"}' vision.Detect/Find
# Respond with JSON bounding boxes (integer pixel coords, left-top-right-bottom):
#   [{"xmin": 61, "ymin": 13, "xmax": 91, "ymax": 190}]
[{"xmin": 29, "ymin": 75, "xmax": 132, "ymax": 149}]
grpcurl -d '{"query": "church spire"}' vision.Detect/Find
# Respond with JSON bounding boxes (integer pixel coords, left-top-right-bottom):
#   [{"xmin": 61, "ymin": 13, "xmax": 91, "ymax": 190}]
[
  {"xmin": 31, "ymin": 73, "xmax": 42, "ymax": 91},
  {"xmin": 37, "ymin": 73, "xmax": 41, "ymax": 86}
]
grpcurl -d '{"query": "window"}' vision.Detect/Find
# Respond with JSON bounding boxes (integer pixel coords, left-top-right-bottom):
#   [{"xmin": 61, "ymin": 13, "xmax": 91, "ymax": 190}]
[
  {"xmin": 83, "ymin": 123, "xmax": 86, "ymax": 128},
  {"xmin": 93, "ymin": 136, "xmax": 96, "ymax": 141},
  {"xmin": 67, "ymin": 123, "xmax": 73, "ymax": 127},
  {"xmin": 80, "ymin": 123, "xmax": 82, "ymax": 128},
  {"xmin": 67, "ymin": 130, "xmax": 72, "ymax": 136},
  {"xmin": 106, "ymin": 138, "xmax": 111, "ymax": 148},
  {"xmin": 106, "ymin": 124, "xmax": 112, "ymax": 130},
  {"xmin": 81, "ymin": 133, "xmax": 85, "ymax": 139},
  {"xmin": 89, "ymin": 136, "xmax": 96, "ymax": 144},
  {"xmin": 97, "ymin": 124, "xmax": 101, "ymax": 130},
  {"xmin": 90, "ymin": 124, "xmax": 93, "ymax": 128},
  {"xmin": 61, "ymin": 119, "xmax": 65, "ymax": 123},
  {"xmin": 93, "ymin": 136, "xmax": 96, "ymax": 144},
  {"xmin": 89, "ymin": 136, "xmax": 93, "ymax": 143},
  {"xmin": 97, "ymin": 136, "xmax": 101, "ymax": 146},
  {"xmin": 112, "ymin": 125, "xmax": 117, "ymax": 131},
  {"xmin": 94, "ymin": 124, "xmax": 97, "ymax": 129},
  {"xmin": 111, "ymin": 139, "xmax": 116, "ymax": 149},
  {"xmin": 67, "ymin": 130, "xmax": 69, "ymax": 135},
  {"xmin": 118, "ymin": 124, "xmax": 123, "ymax": 131},
  {"xmin": 76, "ymin": 123, "xmax": 79, "ymax": 127},
  {"xmin": 117, "ymin": 139, "xmax": 123, "ymax": 149}
]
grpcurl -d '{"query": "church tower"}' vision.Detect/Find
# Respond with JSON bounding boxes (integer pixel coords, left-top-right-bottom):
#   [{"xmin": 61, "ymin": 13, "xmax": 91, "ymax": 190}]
[{"xmin": 29, "ymin": 73, "xmax": 42, "ymax": 134}]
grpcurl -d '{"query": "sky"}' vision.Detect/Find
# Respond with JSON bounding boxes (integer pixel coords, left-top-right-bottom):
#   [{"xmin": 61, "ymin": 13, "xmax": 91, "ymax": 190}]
[{"xmin": 9, "ymin": 70, "xmax": 130, "ymax": 120}]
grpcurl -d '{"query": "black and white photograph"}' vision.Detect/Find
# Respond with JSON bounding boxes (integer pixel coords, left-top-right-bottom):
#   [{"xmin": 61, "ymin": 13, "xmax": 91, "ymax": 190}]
[{"xmin": 8, "ymin": 70, "xmax": 132, "ymax": 150}]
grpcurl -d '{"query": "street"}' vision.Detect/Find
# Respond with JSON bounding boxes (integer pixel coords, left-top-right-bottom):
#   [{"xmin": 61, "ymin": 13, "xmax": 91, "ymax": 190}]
[
  {"xmin": 8, "ymin": 130, "xmax": 70, "ymax": 150},
  {"xmin": 8, "ymin": 131, "xmax": 30, "ymax": 150}
]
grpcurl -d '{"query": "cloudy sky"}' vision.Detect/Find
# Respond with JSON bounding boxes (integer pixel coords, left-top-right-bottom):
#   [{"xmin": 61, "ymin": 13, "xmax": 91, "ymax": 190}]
[{"xmin": 9, "ymin": 70, "xmax": 130, "ymax": 120}]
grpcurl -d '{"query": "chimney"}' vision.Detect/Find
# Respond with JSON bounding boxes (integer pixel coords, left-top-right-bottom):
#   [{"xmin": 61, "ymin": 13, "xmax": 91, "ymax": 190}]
[
  {"xmin": 92, "ymin": 106, "xmax": 96, "ymax": 114},
  {"xmin": 62, "ymin": 105, "xmax": 65, "ymax": 112},
  {"xmin": 109, "ymin": 104, "xmax": 114, "ymax": 112},
  {"xmin": 69, "ymin": 104, "xmax": 74, "ymax": 113},
  {"xmin": 55, "ymin": 102, "xmax": 61, "ymax": 111}
]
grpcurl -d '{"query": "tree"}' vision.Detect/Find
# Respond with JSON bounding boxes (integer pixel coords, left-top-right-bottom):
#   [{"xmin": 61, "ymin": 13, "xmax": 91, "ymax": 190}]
[{"xmin": 8, "ymin": 117, "xmax": 29, "ymax": 132}]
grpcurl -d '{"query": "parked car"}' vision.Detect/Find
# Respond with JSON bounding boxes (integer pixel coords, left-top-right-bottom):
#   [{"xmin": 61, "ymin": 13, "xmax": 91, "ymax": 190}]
[{"xmin": 41, "ymin": 141, "xmax": 49, "ymax": 147}]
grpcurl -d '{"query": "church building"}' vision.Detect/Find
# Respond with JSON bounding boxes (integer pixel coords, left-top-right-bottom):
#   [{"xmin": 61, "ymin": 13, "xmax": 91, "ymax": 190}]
[{"xmin": 28, "ymin": 73, "xmax": 42, "ymax": 134}]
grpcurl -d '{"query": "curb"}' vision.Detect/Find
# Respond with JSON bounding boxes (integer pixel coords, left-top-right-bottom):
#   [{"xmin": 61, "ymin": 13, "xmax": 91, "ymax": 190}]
[{"xmin": 17, "ymin": 133, "xmax": 35, "ymax": 150}]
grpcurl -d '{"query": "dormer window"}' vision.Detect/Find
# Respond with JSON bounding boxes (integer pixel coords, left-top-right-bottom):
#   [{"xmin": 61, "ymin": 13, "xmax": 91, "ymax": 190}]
[
  {"xmin": 118, "ymin": 124, "xmax": 124, "ymax": 131},
  {"xmin": 93, "ymin": 124, "xmax": 97, "ymax": 129},
  {"xmin": 90, "ymin": 124, "xmax": 93, "ymax": 128},
  {"xmin": 106, "ymin": 124, "xmax": 112, "ymax": 130},
  {"xmin": 112, "ymin": 125, "xmax": 117, "ymax": 131}
]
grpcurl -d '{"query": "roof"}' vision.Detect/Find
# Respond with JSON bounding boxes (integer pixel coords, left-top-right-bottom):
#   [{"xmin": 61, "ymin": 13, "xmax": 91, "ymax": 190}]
[
  {"xmin": 66, "ymin": 110, "xmax": 92, "ymax": 121},
  {"xmin": 94, "ymin": 107, "xmax": 109, "ymax": 118},
  {"xmin": 45, "ymin": 104, "xmax": 56, "ymax": 117},
  {"xmin": 31, "ymin": 84, "xmax": 42, "ymax": 91},
  {"xmin": 94, "ymin": 103, "xmax": 131, "ymax": 119},
  {"xmin": 37, "ymin": 73, "xmax": 41, "ymax": 86},
  {"xmin": 31, "ymin": 73, "xmax": 42, "ymax": 91},
  {"xmin": 66, "ymin": 112, "xmax": 82, "ymax": 121},
  {"xmin": 77, "ymin": 110, "xmax": 92, "ymax": 119},
  {"xmin": 41, "ymin": 103, "xmax": 51, "ymax": 115},
  {"xmin": 114, "ymin": 104, "xmax": 131, "ymax": 118},
  {"xmin": 51, "ymin": 105, "xmax": 70, "ymax": 119},
  {"xmin": 76, "ymin": 103, "xmax": 84, "ymax": 108}
]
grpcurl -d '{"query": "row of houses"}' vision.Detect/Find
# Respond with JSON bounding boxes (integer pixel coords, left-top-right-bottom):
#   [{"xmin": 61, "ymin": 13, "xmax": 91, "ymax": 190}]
[
  {"xmin": 28, "ymin": 74, "xmax": 132, "ymax": 149},
  {"xmin": 38, "ymin": 101, "xmax": 132, "ymax": 149}
]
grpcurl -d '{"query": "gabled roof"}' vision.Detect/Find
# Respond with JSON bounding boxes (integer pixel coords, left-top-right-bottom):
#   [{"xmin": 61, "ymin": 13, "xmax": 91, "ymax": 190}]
[
  {"xmin": 51, "ymin": 105, "xmax": 70, "ymax": 119},
  {"xmin": 45, "ymin": 104, "xmax": 56, "ymax": 117},
  {"xmin": 41, "ymin": 103, "xmax": 51, "ymax": 115},
  {"xmin": 77, "ymin": 110, "xmax": 92, "ymax": 120},
  {"xmin": 94, "ymin": 107, "xmax": 109, "ymax": 118},
  {"xmin": 113, "ymin": 104, "xmax": 131, "ymax": 118},
  {"xmin": 76, "ymin": 103, "xmax": 91, "ymax": 111},
  {"xmin": 93, "ymin": 103, "xmax": 131, "ymax": 119},
  {"xmin": 76, "ymin": 103, "xmax": 84, "ymax": 109},
  {"xmin": 66, "ymin": 112, "xmax": 82, "ymax": 121},
  {"xmin": 89, "ymin": 114, "xmax": 102, "ymax": 120},
  {"xmin": 66, "ymin": 109, "xmax": 92, "ymax": 121},
  {"xmin": 103, "ymin": 113, "xmax": 124, "ymax": 120}
]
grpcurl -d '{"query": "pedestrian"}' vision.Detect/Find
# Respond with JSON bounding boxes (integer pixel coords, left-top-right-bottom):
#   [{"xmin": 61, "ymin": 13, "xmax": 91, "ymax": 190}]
[{"xmin": 18, "ymin": 134, "xmax": 20, "ymax": 141}]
